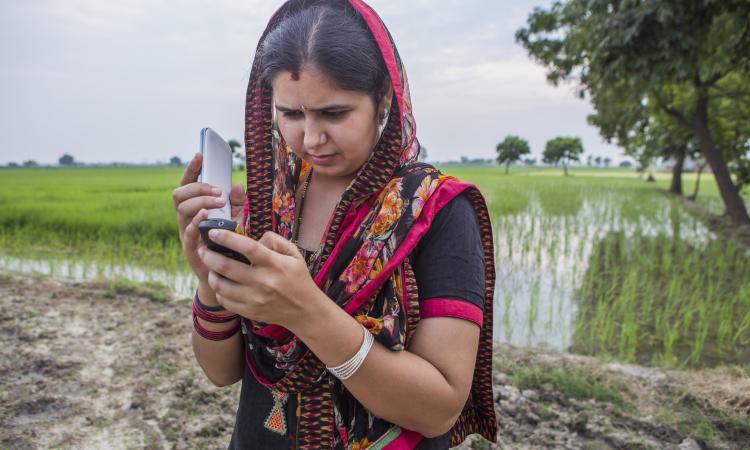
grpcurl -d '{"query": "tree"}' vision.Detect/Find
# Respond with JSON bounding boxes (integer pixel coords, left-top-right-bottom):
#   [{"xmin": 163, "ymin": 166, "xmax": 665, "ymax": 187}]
[
  {"xmin": 59, "ymin": 154, "xmax": 75, "ymax": 166},
  {"xmin": 418, "ymin": 145, "xmax": 428, "ymax": 162},
  {"xmin": 523, "ymin": 158, "xmax": 537, "ymax": 167},
  {"xmin": 22, "ymin": 160, "xmax": 38, "ymax": 167},
  {"xmin": 603, "ymin": 157, "xmax": 612, "ymax": 168},
  {"xmin": 169, "ymin": 156, "xmax": 182, "ymax": 166},
  {"xmin": 586, "ymin": 154, "xmax": 594, "ymax": 167},
  {"xmin": 619, "ymin": 161, "xmax": 633, "ymax": 168},
  {"xmin": 594, "ymin": 156, "xmax": 602, "ymax": 167},
  {"xmin": 228, "ymin": 139, "xmax": 243, "ymax": 169},
  {"xmin": 495, "ymin": 135, "xmax": 531, "ymax": 174},
  {"xmin": 543, "ymin": 137, "xmax": 583, "ymax": 176},
  {"xmin": 516, "ymin": 0, "xmax": 750, "ymax": 224},
  {"xmin": 7, "ymin": 162, "xmax": 19, "ymax": 168}
]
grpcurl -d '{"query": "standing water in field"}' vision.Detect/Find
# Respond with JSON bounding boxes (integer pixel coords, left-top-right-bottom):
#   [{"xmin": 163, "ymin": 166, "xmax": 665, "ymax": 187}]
[{"xmin": 488, "ymin": 178, "xmax": 750, "ymax": 368}]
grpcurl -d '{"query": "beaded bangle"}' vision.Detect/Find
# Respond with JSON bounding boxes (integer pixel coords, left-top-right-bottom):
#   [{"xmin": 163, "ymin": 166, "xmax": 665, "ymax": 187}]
[
  {"xmin": 192, "ymin": 312, "xmax": 240, "ymax": 341},
  {"xmin": 325, "ymin": 325, "xmax": 374, "ymax": 380},
  {"xmin": 192, "ymin": 293, "xmax": 239, "ymax": 323}
]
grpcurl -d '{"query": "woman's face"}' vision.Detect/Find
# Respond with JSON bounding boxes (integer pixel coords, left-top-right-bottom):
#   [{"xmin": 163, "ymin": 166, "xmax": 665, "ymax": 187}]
[{"xmin": 271, "ymin": 66, "xmax": 390, "ymax": 183}]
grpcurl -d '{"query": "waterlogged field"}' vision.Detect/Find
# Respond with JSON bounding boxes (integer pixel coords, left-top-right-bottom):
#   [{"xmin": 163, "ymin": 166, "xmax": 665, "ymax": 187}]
[{"xmin": 1, "ymin": 166, "xmax": 748, "ymax": 369}]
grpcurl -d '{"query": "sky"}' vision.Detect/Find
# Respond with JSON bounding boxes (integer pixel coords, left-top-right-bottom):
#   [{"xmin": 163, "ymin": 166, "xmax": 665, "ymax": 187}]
[{"xmin": 0, "ymin": 0, "xmax": 626, "ymax": 166}]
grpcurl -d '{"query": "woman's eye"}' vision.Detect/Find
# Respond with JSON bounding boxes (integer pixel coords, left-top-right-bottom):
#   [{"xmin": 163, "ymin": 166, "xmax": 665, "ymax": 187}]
[
  {"xmin": 282, "ymin": 111, "xmax": 303, "ymax": 119},
  {"xmin": 322, "ymin": 110, "xmax": 347, "ymax": 119}
]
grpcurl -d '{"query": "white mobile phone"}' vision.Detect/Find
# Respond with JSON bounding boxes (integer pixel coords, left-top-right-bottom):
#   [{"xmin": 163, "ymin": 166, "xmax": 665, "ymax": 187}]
[
  {"xmin": 197, "ymin": 128, "xmax": 250, "ymax": 264},
  {"xmin": 199, "ymin": 127, "xmax": 233, "ymax": 220}
]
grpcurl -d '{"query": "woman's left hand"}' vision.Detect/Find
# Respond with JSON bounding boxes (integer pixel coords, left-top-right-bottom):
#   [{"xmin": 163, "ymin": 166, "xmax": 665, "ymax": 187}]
[{"xmin": 197, "ymin": 229, "xmax": 320, "ymax": 328}]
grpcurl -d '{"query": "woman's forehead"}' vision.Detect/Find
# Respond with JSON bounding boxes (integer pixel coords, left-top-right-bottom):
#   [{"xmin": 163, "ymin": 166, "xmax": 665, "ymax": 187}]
[{"xmin": 271, "ymin": 67, "xmax": 369, "ymax": 110}]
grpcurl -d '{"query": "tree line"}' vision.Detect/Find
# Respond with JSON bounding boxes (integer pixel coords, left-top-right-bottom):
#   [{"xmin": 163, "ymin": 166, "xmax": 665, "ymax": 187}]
[{"xmin": 516, "ymin": 0, "xmax": 750, "ymax": 225}]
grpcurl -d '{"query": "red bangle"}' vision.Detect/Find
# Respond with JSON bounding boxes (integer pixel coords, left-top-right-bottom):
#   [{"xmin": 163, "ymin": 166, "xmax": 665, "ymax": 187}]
[
  {"xmin": 192, "ymin": 295, "xmax": 239, "ymax": 323},
  {"xmin": 192, "ymin": 311, "xmax": 240, "ymax": 341}
]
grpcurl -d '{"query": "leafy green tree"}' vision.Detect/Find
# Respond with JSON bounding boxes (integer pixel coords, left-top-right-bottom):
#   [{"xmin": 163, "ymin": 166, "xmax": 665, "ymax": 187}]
[
  {"xmin": 523, "ymin": 158, "xmax": 537, "ymax": 167},
  {"xmin": 496, "ymin": 135, "xmax": 531, "ymax": 174},
  {"xmin": 169, "ymin": 156, "xmax": 182, "ymax": 166},
  {"xmin": 228, "ymin": 139, "xmax": 243, "ymax": 169},
  {"xmin": 619, "ymin": 161, "xmax": 633, "ymax": 168},
  {"xmin": 22, "ymin": 160, "xmax": 38, "ymax": 167},
  {"xmin": 59, "ymin": 154, "xmax": 75, "ymax": 166},
  {"xmin": 543, "ymin": 137, "xmax": 583, "ymax": 176},
  {"xmin": 517, "ymin": 0, "xmax": 750, "ymax": 224}
]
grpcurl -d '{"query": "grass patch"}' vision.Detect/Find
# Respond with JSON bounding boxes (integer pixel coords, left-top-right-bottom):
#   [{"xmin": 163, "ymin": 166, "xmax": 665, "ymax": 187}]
[
  {"xmin": 103, "ymin": 278, "xmax": 172, "ymax": 303},
  {"xmin": 507, "ymin": 365, "xmax": 626, "ymax": 408},
  {"xmin": 663, "ymin": 394, "xmax": 750, "ymax": 446}
]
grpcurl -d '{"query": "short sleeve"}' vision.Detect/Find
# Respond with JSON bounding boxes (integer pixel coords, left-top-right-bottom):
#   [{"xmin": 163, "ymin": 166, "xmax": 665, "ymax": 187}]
[{"xmin": 411, "ymin": 191, "xmax": 485, "ymax": 327}]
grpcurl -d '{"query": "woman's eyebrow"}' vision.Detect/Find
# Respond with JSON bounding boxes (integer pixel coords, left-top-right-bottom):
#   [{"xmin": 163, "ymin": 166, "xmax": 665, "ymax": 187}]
[{"xmin": 275, "ymin": 103, "xmax": 350, "ymax": 112}]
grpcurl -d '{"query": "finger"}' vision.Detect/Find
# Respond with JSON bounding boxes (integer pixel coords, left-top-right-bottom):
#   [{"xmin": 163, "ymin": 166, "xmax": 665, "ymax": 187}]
[
  {"xmin": 180, "ymin": 152, "xmax": 202, "ymax": 186},
  {"xmin": 230, "ymin": 183, "xmax": 247, "ymax": 222},
  {"xmin": 201, "ymin": 244, "xmax": 255, "ymax": 285},
  {"xmin": 172, "ymin": 182, "xmax": 221, "ymax": 209},
  {"xmin": 207, "ymin": 229, "xmax": 276, "ymax": 267},
  {"xmin": 258, "ymin": 231, "xmax": 302, "ymax": 259},
  {"xmin": 207, "ymin": 271, "xmax": 245, "ymax": 314},
  {"xmin": 177, "ymin": 195, "xmax": 227, "ymax": 220},
  {"xmin": 184, "ymin": 208, "xmax": 209, "ymax": 245}
]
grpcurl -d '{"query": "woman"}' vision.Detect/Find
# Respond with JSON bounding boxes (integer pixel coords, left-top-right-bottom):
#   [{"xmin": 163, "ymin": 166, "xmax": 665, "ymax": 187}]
[{"xmin": 172, "ymin": 0, "xmax": 497, "ymax": 448}]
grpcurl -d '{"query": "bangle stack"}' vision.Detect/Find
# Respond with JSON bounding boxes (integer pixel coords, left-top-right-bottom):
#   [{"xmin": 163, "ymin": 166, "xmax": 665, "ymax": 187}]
[
  {"xmin": 325, "ymin": 325, "xmax": 374, "ymax": 380},
  {"xmin": 192, "ymin": 292, "xmax": 240, "ymax": 341}
]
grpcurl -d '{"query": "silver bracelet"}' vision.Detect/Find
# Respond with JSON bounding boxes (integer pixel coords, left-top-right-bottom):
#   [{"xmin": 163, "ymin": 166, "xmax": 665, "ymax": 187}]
[{"xmin": 326, "ymin": 325, "xmax": 374, "ymax": 380}]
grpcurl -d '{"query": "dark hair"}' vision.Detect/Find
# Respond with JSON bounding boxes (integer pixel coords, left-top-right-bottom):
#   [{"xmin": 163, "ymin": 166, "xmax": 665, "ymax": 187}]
[{"xmin": 258, "ymin": 2, "xmax": 389, "ymax": 103}]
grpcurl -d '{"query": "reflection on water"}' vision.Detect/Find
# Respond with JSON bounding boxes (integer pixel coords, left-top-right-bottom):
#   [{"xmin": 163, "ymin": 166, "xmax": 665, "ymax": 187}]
[
  {"xmin": 0, "ymin": 254, "xmax": 197, "ymax": 298},
  {"xmin": 492, "ymin": 192, "xmax": 714, "ymax": 351}
]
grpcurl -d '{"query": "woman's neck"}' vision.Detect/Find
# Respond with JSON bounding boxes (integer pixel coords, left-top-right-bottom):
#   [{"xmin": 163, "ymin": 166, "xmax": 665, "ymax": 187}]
[{"xmin": 309, "ymin": 170, "xmax": 354, "ymax": 199}]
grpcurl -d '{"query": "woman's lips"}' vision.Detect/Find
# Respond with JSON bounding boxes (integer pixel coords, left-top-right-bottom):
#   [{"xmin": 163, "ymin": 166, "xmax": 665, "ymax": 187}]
[{"xmin": 309, "ymin": 153, "xmax": 336, "ymax": 166}]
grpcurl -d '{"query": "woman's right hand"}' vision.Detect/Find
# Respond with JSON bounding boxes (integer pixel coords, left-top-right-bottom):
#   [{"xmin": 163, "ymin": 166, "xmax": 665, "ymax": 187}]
[{"xmin": 172, "ymin": 152, "xmax": 246, "ymax": 283}]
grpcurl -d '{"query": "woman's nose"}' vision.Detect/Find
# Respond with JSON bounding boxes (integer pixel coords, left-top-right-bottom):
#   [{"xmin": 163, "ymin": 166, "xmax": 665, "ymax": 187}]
[{"xmin": 303, "ymin": 120, "xmax": 327, "ymax": 149}]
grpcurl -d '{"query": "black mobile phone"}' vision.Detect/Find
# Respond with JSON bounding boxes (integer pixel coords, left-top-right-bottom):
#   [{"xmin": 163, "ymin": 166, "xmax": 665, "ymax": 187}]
[
  {"xmin": 198, "ymin": 128, "xmax": 250, "ymax": 265},
  {"xmin": 198, "ymin": 218, "xmax": 251, "ymax": 265}
]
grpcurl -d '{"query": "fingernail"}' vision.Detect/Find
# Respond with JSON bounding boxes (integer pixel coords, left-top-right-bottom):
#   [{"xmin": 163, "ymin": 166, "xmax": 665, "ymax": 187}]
[
  {"xmin": 214, "ymin": 197, "xmax": 225, "ymax": 206},
  {"xmin": 211, "ymin": 187, "xmax": 222, "ymax": 196},
  {"xmin": 197, "ymin": 247, "xmax": 204, "ymax": 257},
  {"xmin": 208, "ymin": 229, "xmax": 218, "ymax": 239}
]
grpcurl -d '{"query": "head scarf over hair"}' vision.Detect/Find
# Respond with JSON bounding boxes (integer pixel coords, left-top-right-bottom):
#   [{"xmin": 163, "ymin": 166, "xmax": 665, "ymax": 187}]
[{"xmin": 241, "ymin": 0, "xmax": 498, "ymax": 447}]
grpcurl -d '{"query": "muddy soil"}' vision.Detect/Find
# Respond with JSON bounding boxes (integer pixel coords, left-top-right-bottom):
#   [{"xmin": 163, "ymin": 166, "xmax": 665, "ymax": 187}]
[{"xmin": 1, "ymin": 271, "xmax": 748, "ymax": 449}]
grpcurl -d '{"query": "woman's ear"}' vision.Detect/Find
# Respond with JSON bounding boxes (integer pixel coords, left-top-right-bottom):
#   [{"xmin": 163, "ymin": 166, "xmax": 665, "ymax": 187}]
[{"xmin": 378, "ymin": 80, "xmax": 394, "ymax": 121}]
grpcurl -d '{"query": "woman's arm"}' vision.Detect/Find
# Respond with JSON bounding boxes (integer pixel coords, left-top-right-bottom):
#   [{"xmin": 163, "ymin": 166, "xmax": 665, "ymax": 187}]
[
  {"xmin": 288, "ymin": 296, "xmax": 479, "ymax": 438},
  {"xmin": 191, "ymin": 281, "xmax": 244, "ymax": 387}
]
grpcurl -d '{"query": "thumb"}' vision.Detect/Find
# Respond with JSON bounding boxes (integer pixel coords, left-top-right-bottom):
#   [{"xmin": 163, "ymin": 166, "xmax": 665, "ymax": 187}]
[
  {"xmin": 258, "ymin": 231, "xmax": 303, "ymax": 260},
  {"xmin": 230, "ymin": 183, "xmax": 246, "ymax": 223}
]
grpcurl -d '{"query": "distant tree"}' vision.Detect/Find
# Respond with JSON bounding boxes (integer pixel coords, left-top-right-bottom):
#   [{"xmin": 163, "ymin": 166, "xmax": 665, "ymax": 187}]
[
  {"xmin": 7, "ymin": 162, "xmax": 19, "ymax": 168},
  {"xmin": 59, "ymin": 154, "xmax": 75, "ymax": 166},
  {"xmin": 594, "ymin": 156, "xmax": 602, "ymax": 167},
  {"xmin": 586, "ymin": 154, "xmax": 593, "ymax": 167},
  {"xmin": 619, "ymin": 161, "xmax": 633, "ymax": 168},
  {"xmin": 543, "ymin": 137, "xmax": 584, "ymax": 176},
  {"xmin": 22, "ymin": 160, "xmax": 38, "ymax": 168},
  {"xmin": 495, "ymin": 135, "xmax": 531, "ymax": 174},
  {"xmin": 169, "ymin": 156, "xmax": 182, "ymax": 166},
  {"xmin": 227, "ymin": 139, "xmax": 243, "ymax": 168},
  {"xmin": 460, "ymin": 156, "xmax": 469, "ymax": 164},
  {"xmin": 603, "ymin": 157, "xmax": 612, "ymax": 168},
  {"xmin": 523, "ymin": 158, "xmax": 537, "ymax": 167}
]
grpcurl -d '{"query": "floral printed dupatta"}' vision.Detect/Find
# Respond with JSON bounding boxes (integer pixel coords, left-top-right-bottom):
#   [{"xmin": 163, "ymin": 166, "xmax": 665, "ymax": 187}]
[{"xmin": 240, "ymin": 0, "xmax": 498, "ymax": 448}]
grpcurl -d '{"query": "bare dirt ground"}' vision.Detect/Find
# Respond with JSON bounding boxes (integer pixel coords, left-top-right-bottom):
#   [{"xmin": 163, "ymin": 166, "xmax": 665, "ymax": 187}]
[{"xmin": 1, "ymin": 270, "xmax": 748, "ymax": 450}]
